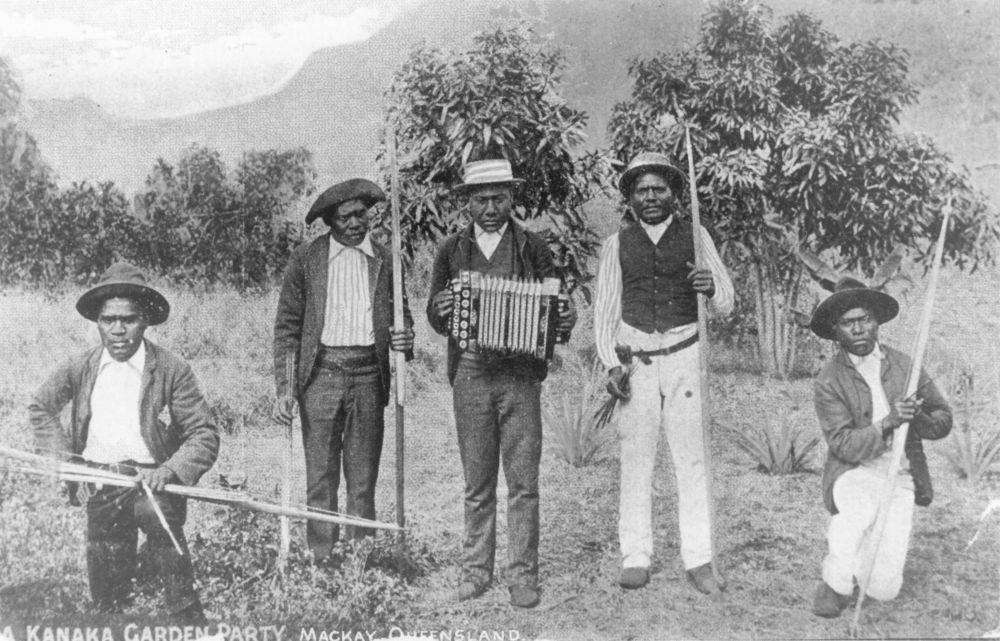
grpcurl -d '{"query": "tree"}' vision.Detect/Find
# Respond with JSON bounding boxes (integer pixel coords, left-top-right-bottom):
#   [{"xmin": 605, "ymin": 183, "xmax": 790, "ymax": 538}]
[
  {"xmin": 608, "ymin": 1, "xmax": 998, "ymax": 376},
  {"xmin": 137, "ymin": 144, "xmax": 315, "ymax": 287},
  {"xmin": 382, "ymin": 26, "xmax": 610, "ymax": 297}
]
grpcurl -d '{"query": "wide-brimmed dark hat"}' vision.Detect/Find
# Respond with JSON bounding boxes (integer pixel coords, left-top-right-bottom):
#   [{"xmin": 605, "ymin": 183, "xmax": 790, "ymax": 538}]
[
  {"xmin": 305, "ymin": 178, "xmax": 386, "ymax": 224},
  {"xmin": 76, "ymin": 262, "xmax": 170, "ymax": 325},
  {"xmin": 809, "ymin": 276, "xmax": 899, "ymax": 340},
  {"xmin": 453, "ymin": 159, "xmax": 525, "ymax": 194},
  {"xmin": 618, "ymin": 151, "xmax": 687, "ymax": 197}
]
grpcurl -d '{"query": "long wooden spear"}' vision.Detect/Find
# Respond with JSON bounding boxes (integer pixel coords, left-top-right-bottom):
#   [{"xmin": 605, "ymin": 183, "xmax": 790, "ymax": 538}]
[
  {"xmin": 675, "ymin": 95, "xmax": 722, "ymax": 588},
  {"xmin": 849, "ymin": 204, "xmax": 953, "ymax": 635},
  {"xmin": 0, "ymin": 446, "xmax": 401, "ymax": 531},
  {"xmin": 278, "ymin": 353, "xmax": 295, "ymax": 575},
  {"xmin": 387, "ymin": 126, "xmax": 407, "ymax": 543}
]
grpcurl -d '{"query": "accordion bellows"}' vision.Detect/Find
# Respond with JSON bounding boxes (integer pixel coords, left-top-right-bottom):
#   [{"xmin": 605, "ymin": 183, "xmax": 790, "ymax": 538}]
[{"xmin": 449, "ymin": 270, "xmax": 567, "ymax": 360}]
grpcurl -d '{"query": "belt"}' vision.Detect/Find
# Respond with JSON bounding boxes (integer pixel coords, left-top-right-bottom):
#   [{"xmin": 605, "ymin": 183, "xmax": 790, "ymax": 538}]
[
  {"xmin": 316, "ymin": 344, "xmax": 378, "ymax": 370},
  {"xmin": 85, "ymin": 460, "xmax": 156, "ymax": 476},
  {"xmin": 615, "ymin": 332, "xmax": 699, "ymax": 365}
]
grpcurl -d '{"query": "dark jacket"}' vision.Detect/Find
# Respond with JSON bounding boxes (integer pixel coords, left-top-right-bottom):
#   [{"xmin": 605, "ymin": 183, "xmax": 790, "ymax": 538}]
[
  {"xmin": 29, "ymin": 340, "xmax": 219, "ymax": 487},
  {"xmin": 427, "ymin": 221, "xmax": 558, "ymax": 385},
  {"xmin": 814, "ymin": 345, "xmax": 951, "ymax": 514},
  {"xmin": 273, "ymin": 233, "xmax": 413, "ymax": 406}
]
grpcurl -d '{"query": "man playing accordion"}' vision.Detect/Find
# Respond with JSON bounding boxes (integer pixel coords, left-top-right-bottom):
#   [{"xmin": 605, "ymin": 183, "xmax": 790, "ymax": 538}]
[{"xmin": 427, "ymin": 158, "xmax": 576, "ymax": 609}]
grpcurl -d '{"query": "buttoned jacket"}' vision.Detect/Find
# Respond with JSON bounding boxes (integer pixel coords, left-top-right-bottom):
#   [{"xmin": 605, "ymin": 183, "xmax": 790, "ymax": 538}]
[
  {"xmin": 273, "ymin": 233, "xmax": 413, "ymax": 406},
  {"xmin": 29, "ymin": 340, "xmax": 219, "ymax": 486},
  {"xmin": 815, "ymin": 344, "xmax": 951, "ymax": 514}
]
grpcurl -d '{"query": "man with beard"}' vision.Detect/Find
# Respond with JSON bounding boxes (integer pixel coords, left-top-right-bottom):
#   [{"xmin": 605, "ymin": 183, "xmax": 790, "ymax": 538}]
[{"xmin": 593, "ymin": 151, "xmax": 733, "ymax": 594}]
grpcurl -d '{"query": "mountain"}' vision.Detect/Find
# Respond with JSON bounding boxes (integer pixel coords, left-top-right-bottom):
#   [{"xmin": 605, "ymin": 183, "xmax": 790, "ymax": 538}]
[{"xmin": 19, "ymin": 0, "xmax": 1000, "ymax": 202}]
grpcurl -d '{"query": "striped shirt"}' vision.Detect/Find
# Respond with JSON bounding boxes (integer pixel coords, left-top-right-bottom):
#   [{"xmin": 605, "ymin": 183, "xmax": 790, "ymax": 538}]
[
  {"xmin": 593, "ymin": 217, "xmax": 734, "ymax": 369},
  {"xmin": 83, "ymin": 341, "xmax": 155, "ymax": 464},
  {"xmin": 320, "ymin": 234, "xmax": 375, "ymax": 347}
]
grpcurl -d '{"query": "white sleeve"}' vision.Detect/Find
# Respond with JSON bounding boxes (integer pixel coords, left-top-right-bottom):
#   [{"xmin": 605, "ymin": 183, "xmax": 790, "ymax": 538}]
[
  {"xmin": 593, "ymin": 233, "xmax": 623, "ymax": 369},
  {"xmin": 698, "ymin": 225, "xmax": 734, "ymax": 317}
]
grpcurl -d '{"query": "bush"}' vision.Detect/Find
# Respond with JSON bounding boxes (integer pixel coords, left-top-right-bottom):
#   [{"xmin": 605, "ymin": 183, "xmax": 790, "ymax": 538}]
[
  {"xmin": 543, "ymin": 358, "xmax": 613, "ymax": 467},
  {"xmin": 944, "ymin": 367, "xmax": 1000, "ymax": 483},
  {"xmin": 730, "ymin": 418, "xmax": 819, "ymax": 475}
]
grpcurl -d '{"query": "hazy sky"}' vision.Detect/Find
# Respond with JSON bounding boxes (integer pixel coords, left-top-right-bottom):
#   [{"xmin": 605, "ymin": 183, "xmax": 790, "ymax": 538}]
[{"xmin": 0, "ymin": 0, "xmax": 418, "ymax": 119}]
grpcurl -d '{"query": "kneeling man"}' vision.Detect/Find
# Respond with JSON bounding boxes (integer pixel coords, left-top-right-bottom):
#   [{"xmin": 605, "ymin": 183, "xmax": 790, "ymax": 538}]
[
  {"xmin": 810, "ymin": 277, "xmax": 951, "ymax": 617},
  {"xmin": 29, "ymin": 262, "xmax": 219, "ymax": 621}
]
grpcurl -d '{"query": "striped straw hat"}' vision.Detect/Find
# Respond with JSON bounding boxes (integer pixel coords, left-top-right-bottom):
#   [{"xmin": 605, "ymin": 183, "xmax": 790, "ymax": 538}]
[{"xmin": 453, "ymin": 159, "xmax": 525, "ymax": 193}]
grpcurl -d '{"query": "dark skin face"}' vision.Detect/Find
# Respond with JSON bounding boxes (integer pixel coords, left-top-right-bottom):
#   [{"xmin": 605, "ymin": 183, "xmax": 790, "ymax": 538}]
[
  {"xmin": 467, "ymin": 184, "xmax": 514, "ymax": 233},
  {"xmin": 97, "ymin": 297, "xmax": 148, "ymax": 362},
  {"xmin": 833, "ymin": 306, "xmax": 880, "ymax": 356},
  {"xmin": 628, "ymin": 172, "xmax": 680, "ymax": 225},
  {"xmin": 322, "ymin": 197, "xmax": 370, "ymax": 246}
]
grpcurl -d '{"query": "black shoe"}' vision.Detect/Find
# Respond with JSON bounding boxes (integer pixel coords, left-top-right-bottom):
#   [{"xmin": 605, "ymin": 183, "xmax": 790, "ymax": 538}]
[
  {"xmin": 456, "ymin": 581, "xmax": 488, "ymax": 602},
  {"xmin": 508, "ymin": 585, "xmax": 540, "ymax": 609},
  {"xmin": 173, "ymin": 601, "xmax": 208, "ymax": 625},
  {"xmin": 812, "ymin": 581, "xmax": 850, "ymax": 618},
  {"xmin": 686, "ymin": 563, "xmax": 724, "ymax": 595},
  {"xmin": 619, "ymin": 567, "xmax": 650, "ymax": 590}
]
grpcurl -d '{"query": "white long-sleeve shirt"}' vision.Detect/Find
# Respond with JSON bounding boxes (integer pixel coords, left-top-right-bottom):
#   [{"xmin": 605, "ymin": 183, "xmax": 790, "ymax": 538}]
[
  {"xmin": 593, "ymin": 217, "xmax": 734, "ymax": 369},
  {"xmin": 320, "ymin": 234, "xmax": 375, "ymax": 347}
]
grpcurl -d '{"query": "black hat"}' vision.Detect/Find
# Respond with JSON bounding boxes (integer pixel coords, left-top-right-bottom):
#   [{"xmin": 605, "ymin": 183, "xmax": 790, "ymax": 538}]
[
  {"xmin": 618, "ymin": 151, "xmax": 687, "ymax": 197},
  {"xmin": 305, "ymin": 178, "xmax": 386, "ymax": 224},
  {"xmin": 76, "ymin": 262, "xmax": 170, "ymax": 325},
  {"xmin": 809, "ymin": 276, "xmax": 899, "ymax": 340}
]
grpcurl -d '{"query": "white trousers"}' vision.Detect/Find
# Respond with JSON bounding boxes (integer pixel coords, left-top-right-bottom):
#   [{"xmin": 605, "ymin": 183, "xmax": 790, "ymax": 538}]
[
  {"xmin": 617, "ymin": 341, "xmax": 711, "ymax": 570},
  {"xmin": 822, "ymin": 466, "xmax": 914, "ymax": 600}
]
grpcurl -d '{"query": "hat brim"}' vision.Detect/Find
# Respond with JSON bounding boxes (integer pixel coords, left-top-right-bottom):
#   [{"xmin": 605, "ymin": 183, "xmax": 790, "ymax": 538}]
[
  {"xmin": 619, "ymin": 163, "xmax": 687, "ymax": 197},
  {"xmin": 453, "ymin": 178, "xmax": 525, "ymax": 195},
  {"xmin": 809, "ymin": 289, "xmax": 899, "ymax": 340},
  {"xmin": 305, "ymin": 194, "xmax": 385, "ymax": 225},
  {"xmin": 76, "ymin": 282, "xmax": 170, "ymax": 325}
]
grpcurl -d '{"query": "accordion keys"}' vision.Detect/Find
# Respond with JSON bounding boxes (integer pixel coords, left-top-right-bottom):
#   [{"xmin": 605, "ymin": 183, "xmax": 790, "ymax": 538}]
[{"xmin": 448, "ymin": 270, "xmax": 568, "ymax": 361}]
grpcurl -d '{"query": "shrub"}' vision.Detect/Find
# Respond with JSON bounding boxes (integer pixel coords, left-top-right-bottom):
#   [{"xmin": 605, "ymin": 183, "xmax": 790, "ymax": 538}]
[
  {"xmin": 730, "ymin": 418, "xmax": 819, "ymax": 475},
  {"xmin": 944, "ymin": 367, "xmax": 1000, "ymax": 483},
  {"xmin": 543, "ymin": 358, "xmax": 612, "ymax": 467}
]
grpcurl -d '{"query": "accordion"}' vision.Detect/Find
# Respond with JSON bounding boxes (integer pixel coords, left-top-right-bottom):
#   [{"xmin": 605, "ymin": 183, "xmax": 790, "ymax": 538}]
[{"xmin": 449, "ymin": 270, "xmax": 568, "ymax": 360}]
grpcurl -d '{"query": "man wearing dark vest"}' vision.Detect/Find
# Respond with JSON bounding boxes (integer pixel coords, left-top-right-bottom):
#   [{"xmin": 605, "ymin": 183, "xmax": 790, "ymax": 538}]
[
  {"xmin": 594, "ymin": 151, "xmax": 734, "ymax": 594},
  {"xmin": 427, "ymin": 159, "xmax": 577, "ymax": 609}
]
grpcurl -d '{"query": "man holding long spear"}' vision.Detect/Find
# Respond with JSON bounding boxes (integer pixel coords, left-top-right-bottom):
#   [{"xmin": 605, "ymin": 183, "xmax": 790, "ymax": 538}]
[
  {"xmin": 28, "ymin": 262, "xmax": 219, "ymax": 622},
  {"xmin": 809, "ymin": 277, "xmax": 952, "ymax": 618},
  {"xmin": 273, "ymin": 179, "xmax": 414, "ymax": 562},
  {"xmin": 594, "ymin": 151, "xmax": 733, "ymax": 594}
]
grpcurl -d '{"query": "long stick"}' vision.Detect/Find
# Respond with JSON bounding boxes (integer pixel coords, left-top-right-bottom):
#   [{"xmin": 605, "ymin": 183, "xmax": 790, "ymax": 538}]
[
  {"xmin": 677, "ymin": 98, "xmax": 721, "ymax": 586},
  {"xmin": 279, "ymin": 353, "xmax": 295, "ymax": 575},
  {"xmin": 141, "ymin": 481, "xmax": 185, "ymax": 556},
  {"xmin": 1, "ymin": 447, "xmax": 401, "ymax": 531},
  {"xmin": 850, "ymin": 205, "xmax": 953, "ymax": 634},
  {"xmin": 387, "ymin": 126, "xmax": 407, "ymax": 540}
]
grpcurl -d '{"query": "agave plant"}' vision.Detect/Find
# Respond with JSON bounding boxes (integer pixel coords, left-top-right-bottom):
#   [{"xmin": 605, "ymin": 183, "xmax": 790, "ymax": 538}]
[
  {"xmin": 543, "ymin": 358, "xmax": 612, "ymax": 467},
  {"xmin": 730, "ymin": 419, "xmax": 820, "ymax": 475},
  {"xmin": 944, "ymin": 368, "xmax": 1000, "ymax": 483}
]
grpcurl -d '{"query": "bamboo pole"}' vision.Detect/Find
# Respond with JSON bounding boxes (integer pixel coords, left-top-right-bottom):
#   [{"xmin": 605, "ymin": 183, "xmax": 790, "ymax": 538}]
[
  {"xmin": 0, "ymin": 446, "xmax": 401, "ymax": 531},
  {"xmin": 677, "ymin": 101, "xmax": 722, "ymax": 588},
  {"xmin": 849, "ymin": 205, "xmax": 953, "ymax": 635},
  {"xmin": 278, "ymin": 353, "xmax": 295, "ymax": 575},
  {"xmin": 387, "ymin": 127, "xmax": 407, "ymax": 542}
]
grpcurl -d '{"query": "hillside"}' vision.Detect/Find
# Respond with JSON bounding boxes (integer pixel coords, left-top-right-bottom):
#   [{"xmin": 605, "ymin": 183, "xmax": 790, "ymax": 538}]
[{"xmin": 18, "ymin": 0, "xmax": 1000, "ymax": 203}]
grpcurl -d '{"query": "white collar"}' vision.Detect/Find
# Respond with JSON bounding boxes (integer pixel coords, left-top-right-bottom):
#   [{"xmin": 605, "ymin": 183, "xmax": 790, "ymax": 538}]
[
  {"xmin": 847, "ymin": 343, "xmax": 884, "ymax": 368},
  {"xmin": 99, "ymin": 339, "xmax": 146, "ymax": 373},
  {"xmin": 639, "ymin": 215, "xmax": 673, "ymax": 236},
  {"xmin": 329, "ymin": 233, "xmax": 375, "ymax": 259},
  {"xmin": 474, "ymin": 222, "xmax": 509, "ymax": 239}
]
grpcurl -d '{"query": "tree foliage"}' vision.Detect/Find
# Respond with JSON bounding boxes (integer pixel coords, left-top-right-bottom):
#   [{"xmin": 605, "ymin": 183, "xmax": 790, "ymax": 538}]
[
  {"xmin": 383, "ymin": 26, "xmax": 611, "ymax": 297},
  {"xmin": 137, "ymin": 144, "xmax": 315, "ymax": 287},
  {"xmin": 608, "ymin": 1, "xmax": 998, "ymax": 375}
]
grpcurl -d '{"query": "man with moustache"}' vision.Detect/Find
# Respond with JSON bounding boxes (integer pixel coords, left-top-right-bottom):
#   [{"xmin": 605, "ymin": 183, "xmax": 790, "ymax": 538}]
[
  {"xmin": 593, "ymin": 151, "xmax": 734, "ymax": 594},
  {"xmin": 809, "ymin": 277, "xmax": 951, "ymax": 617},
  {"xmin": 29, "ymin": 262, "xmax": 219, "ymax": 621},
  {"xmin": 426, "ymin": 158, "xmax": 577, "ymax": 609},
  {"xmin": 273, "ymin": 178, "xmax": 414, "ymax": 561}
]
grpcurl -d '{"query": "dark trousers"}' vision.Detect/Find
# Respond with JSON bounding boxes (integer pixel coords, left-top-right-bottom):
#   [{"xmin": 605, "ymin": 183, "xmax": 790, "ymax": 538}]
[
  {"xmin": 85, "ymin": 483, "xmax": 198, "ymax": 614},
  {"xmin": 453, "ymin": 359, "xmax": 542, "ymax": 588},
  {"xmin": 299, "ymin": 347, "xmax": 384, "ymax": 559}
]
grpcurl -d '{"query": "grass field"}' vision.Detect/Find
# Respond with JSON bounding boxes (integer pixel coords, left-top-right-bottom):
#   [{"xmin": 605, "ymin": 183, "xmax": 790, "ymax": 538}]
[{"xmin": 1, "ymin": 258, "xmax": 999, "ymax": 639}]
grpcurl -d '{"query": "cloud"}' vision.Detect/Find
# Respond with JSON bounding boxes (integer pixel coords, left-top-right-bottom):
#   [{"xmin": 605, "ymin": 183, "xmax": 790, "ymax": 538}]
[{"xmin": 2, "ymin": 3, "xmax": 409, "ymax": 118}]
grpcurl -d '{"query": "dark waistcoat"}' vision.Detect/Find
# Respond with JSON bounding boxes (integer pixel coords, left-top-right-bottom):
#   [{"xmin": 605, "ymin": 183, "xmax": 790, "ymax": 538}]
[
  {"xmin": 470, "ymin": 226, "xmax": 515, "ymax": 277},
  {"xmin": 619, "ymin": 220, "xmax": 698, "ymax": 333}
]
